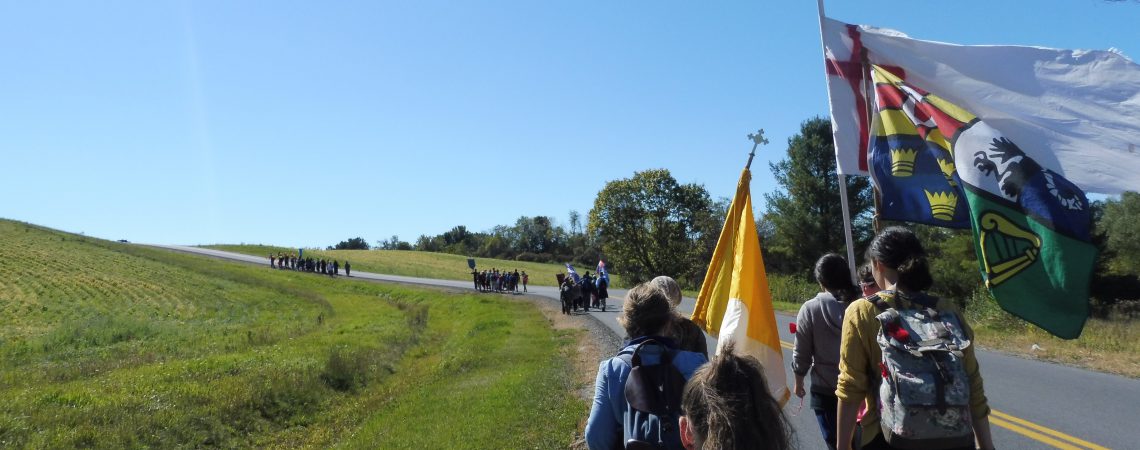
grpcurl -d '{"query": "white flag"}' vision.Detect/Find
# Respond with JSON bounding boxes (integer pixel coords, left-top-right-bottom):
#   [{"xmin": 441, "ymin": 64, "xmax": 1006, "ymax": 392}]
[{"xmin": 822, "ymin": 16, "xmax": 1140, "ymax": 194}]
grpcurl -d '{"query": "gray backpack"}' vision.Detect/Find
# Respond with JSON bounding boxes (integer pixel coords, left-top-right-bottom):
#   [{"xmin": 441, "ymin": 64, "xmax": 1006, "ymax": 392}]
[{"xmin": 870, "ymin": 292, "xmax": 974, "ymax": 450}]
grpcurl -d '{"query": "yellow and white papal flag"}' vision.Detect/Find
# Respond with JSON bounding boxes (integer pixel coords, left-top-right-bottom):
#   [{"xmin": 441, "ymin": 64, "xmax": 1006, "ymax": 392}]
[{"xmin": 691, "ymin": 168, "xmax": 789, "ymax": 406}]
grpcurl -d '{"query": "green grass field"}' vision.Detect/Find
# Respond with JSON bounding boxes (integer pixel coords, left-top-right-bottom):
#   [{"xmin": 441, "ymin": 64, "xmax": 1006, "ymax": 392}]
[
  {"xmin": 0, "ymin": 220, "xmax": 584, "ymax": 448},
  {"xmin": 204, "ymin": 244, "xmax": 622, "ymax": 288}
]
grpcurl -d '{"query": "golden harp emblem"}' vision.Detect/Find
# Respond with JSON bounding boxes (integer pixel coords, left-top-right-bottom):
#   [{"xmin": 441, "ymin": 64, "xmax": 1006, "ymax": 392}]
[{"xmin": 979, "ymin": 212, "xmax": 1042, "ymax": 287}]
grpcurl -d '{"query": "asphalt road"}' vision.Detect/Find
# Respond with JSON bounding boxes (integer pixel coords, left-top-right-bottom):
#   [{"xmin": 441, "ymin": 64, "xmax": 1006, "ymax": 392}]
[{"xmin": 147, "ymin": 244, "xmax": 1136, "ymax": 450}]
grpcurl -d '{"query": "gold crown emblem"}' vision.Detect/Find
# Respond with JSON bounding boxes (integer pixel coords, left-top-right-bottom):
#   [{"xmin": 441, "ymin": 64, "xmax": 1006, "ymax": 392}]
[
  {"xmin": 924, "ymin": 190, "xmax": 959, "ymax": 221},
  {"xmin": 891, "ymin": 148, "xmax": 918, "ymax": 177},
  {"xmin": 936, "ymin": 158, "xmax": 956, "ymax": 177},
  {"xmin": 937, "ymin": 158, "xmax": 958, "ymax": 186}
]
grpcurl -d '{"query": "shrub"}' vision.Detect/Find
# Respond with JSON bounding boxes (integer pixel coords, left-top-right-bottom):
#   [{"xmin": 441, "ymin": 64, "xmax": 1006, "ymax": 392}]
[
  {"xmin": 320, "ymin": 345, "xmax": 383, "ymax": 392},
  {"xmin": 767, "ymin": 273, "xmax": 818, "ymax": 304},
  {"xmin": 514, "ymin": 252, "xmax": 545, "ymax": 263},
  {"xmin": 964, "ymin": 287, "xmax": 1027, "ymax": 333},
  {"xmin": 252, "ymin": 368, "xmax": 324, "ymax": 424}
]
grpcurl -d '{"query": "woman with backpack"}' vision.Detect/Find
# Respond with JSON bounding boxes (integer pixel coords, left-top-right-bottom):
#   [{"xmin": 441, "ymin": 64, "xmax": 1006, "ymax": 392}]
[
  {"xmin": 678, "ymin": 342, "xmax": 791, "ymax": 450},
  {"xmin": 792, "ymin": 254, "xmax": 860, "ymax": 450},
  {"xmin": 585, "ymin": 283, "xmax": 708, "ymax": 450},
  {"xmin": 835, "ymin": 227, "xmax": 994, "ymax": 450}
]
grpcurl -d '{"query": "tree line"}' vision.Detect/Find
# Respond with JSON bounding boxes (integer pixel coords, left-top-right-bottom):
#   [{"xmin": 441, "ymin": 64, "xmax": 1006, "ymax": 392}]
[
  {"xmin": 363, "ymin": 215, "xmax": 605, "ymax": 269},
  {"xmin": 331, "ymin": 117, "xmax": 1139, "ymax": 314}
]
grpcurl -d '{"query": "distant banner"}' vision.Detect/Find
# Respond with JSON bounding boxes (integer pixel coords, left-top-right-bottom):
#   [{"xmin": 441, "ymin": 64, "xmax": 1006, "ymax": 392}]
[{"xmin": 565, "ymin": 263, "xmax": 580, "ymax": 283}]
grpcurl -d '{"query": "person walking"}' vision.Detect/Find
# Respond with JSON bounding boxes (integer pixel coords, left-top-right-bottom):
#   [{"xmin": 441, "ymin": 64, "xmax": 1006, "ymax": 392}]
[
  {"xmin": 650, "ymin": 275, "xmax": 708, "ymax": 359},
  {"xmin": 345, "ymin": 261, "xmax": 351, "ymax": 277},
  {"xmin": 585, "ymin": 283, "xmax": 709, "ymax": 449},
  {"xmin": 835, "ymin": 227, "xmax": 994, "ymax": 450},
  {"xmin": 595, "ymin": 275, "xmax": 609, "ymax": 311},
  {"xmin": 581, "ymin": 271, "xmax": 595, "ymax": 310},
  {"xmin": 521, "ymin": 271, "xmax": 528, "ymax": 292},
  {"xmin": 792, "ymin": 254, "xmax": 860, "ymax": 450},
  {"xmin": 559, "ymin": 275, "xmax": 573, "ymax": 315},
  {"xmin": 679, "ymin": 342, "xmax": 791, "ymax": 450},
  {"xmin": 858, "ymin": 264, "xmax": 879, "ymax": 297}
]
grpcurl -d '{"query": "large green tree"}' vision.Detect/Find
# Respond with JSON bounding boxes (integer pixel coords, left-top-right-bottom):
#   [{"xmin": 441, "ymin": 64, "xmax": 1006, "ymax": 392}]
[
  {"xmin": 511, "ymin": 216, "xmax": 564, "ymax": 255},
  {"xmin": 587, "ymin": 169, "xmax": 719, "ymax": 288},
  {"xmin": 1101, "ymin": 191, "xmax": 1140, "ymax": 275},
  {"xmin": 330, "ymin": 237, "xmax": 370, "ymax": 250},
  {"xmin": 763, "ymin": 117, "xmax": 873, "ymax": 276}
]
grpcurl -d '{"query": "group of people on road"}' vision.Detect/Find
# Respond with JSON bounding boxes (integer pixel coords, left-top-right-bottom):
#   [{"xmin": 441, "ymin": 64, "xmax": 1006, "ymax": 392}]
[
  {"xmin": 472, "ymin": 268, "xmax": 527, "ymax": 293},
  {"xmin": 269, "ymin": 253, "xmax": 350, "ymax": 277},
  {"xmin": 586, "ymin": 275, "xmax": 782, "ymax": 450},
  {"xmin": 559, "ymin": 271, "xmax": 609, "ymax": 314},
  {"xmin": 584, "ymin": 226, "xmax": 995, "ymax": 450}
]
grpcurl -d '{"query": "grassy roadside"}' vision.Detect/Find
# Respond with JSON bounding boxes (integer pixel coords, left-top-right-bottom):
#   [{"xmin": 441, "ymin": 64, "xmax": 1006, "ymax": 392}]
[
  {"xmin": 202, "ymin": 242, "xmax": 1140, "ymax": 378},
  {"xmin": 0, "ymin": 220, "xmax": 586, "ymax": 447},
  {"xmin": 203, "ymin": 244, "xmax": 623, "ymax": 288},
  {"xmin": 965, "ymin": 293, "xmax": 1140, "ymax": 379}
]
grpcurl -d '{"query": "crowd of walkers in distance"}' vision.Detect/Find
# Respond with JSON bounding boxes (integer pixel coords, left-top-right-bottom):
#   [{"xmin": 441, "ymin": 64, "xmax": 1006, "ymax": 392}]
[
  {"xmin": 559, "ymin": 271, "xmax": 608, "ymax": 313},
  {"xmin": 472, "ymin": 268, "xmax": 528, "ymax": 293},
  {"xmin": 585, "ymin": 226, "xmax": 996, "ymax": 450},
  {"xmin": 268, "ymin": 253, "xmax": 350, "ymax": 277}
]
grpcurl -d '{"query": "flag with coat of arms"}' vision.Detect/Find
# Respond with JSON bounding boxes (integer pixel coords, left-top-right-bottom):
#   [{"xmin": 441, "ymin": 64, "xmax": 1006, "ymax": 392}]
[{"xmin": 821, "ymin": 17, "xmax": 1140, "ymax": 339}]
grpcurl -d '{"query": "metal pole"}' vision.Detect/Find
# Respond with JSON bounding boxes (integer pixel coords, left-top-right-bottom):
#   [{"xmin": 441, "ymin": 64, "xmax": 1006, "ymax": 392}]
[
  {"xmin": 838, "ymin": 174, "xmax": 858, "ymax": 280},
  {"xmin": 818, "ymin": 0, "xmax": 858, "ymax": 281},
  {"xmin": 745, "ymin": 129, "xmax": 768, "ymax": 170}
]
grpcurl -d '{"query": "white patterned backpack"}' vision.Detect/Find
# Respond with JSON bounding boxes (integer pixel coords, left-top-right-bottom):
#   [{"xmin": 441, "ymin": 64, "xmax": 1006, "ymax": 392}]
[{"xmin": 870, "ymin": 291, "xmax": 975, "ymax": 450}]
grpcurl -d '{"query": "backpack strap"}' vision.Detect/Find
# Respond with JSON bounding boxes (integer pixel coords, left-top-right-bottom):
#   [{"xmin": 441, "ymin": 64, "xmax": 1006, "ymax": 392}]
[
  {"xmin": 867, "ymin": 292, "xmax": 892, "ymax": 312},
  {"xmin": 617, "ymin": 352, "xmax": 633, "ymax": 367},
  {"xmin": 616, "ymin": 339, "xmax": 676, "ymax": 368},
  {"xmin": 628, "ymin": 339, "xmax": 675, "ymax": 367}
]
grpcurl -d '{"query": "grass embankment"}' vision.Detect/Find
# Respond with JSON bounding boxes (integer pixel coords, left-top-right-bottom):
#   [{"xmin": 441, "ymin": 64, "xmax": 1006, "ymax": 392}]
[
  {"xmin": 0, "ymin": 220, "xmax": 584, "ymax": 448},
  {"xmin": 965, "ymin": 293, "xmax": 1140, "ymax": 378},
  {"xmin": 204, "ymin": 244, "xmax": 623, "ymax": 288}
]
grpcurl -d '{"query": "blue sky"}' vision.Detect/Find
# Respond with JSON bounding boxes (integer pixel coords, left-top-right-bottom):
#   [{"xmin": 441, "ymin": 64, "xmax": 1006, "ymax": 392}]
[{"xmin": 2, "ymin": 1, "xmax": 1137, "ymax": 248}]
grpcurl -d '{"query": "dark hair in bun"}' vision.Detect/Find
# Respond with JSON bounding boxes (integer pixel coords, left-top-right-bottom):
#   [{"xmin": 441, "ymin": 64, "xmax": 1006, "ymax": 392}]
[
  {"xmin": 868, "ymin": 226, "xmax": 933, "ymax": 292},
  {"xmin": 814, "ymin": 253, "xmax": 859, "ymax": 303}
]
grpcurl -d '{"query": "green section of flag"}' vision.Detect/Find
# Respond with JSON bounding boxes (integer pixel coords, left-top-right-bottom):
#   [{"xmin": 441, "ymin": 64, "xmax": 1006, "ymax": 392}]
[{"xmin": 964, "ymin": 188, "xmax": 1096, "ymax": 339}]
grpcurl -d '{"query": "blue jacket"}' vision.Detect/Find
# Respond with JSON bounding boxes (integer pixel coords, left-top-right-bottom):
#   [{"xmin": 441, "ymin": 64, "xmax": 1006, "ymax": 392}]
[{"xmin": 584, "ymin": 336, "xmax": 708, "ymax": 450}]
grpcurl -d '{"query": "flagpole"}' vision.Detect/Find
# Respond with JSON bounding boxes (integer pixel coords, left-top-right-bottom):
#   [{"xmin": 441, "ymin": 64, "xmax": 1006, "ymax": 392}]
[
  {"xmin": 745, "ymin": 129, "xmax": 768, "ymax": 170},
  {"xmin": 816, "ymin": 0, "xmax": 859, "ymax": 280}
]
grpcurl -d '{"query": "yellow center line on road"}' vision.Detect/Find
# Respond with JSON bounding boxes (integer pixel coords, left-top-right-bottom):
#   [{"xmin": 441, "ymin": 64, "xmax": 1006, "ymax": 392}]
[
  {"xmin": 990, "ymin": 410, "xmax": 1110, "ymax": 450},
  {"xmin": 989, "ymin": 415, "xmax": 1083, "ymax": 450},
  {"xmin": 777, "ymin": 340, "xmax": 1106, "ymax": 450}
]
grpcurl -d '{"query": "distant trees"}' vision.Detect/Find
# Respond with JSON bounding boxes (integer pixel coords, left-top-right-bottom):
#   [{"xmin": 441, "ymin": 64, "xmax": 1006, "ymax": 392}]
[
  {"xmin": 1100, "ymin": 192, "xmax": 1140, "ymax": 275},
  {"xmin": 377, "ymin": 235, "xmax": 412, "ymax": 250},
  {"xmin": 1089, "ymin": 193, "xmax": 1140, "ymax": 311},
  {"xmin": 762, "ymin": 117, "xmax": 873, "ymax": 276},
  {"xmin": 329, "ymin": 237, "xmax": 370, "ymax": 250},
  {"xmin": 587, "ymin": 169, "xmax": 721, "ymax": 288}
]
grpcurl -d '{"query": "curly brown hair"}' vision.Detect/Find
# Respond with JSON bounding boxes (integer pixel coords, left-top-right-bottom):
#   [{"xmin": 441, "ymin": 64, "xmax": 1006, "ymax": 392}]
[
  {"xmin": 681, "ymin": 342, "xmax": 791, "ymax": 450},
  {"xmin": 617, "ymin": 283, "xmax": 673, "ymax": 338}
]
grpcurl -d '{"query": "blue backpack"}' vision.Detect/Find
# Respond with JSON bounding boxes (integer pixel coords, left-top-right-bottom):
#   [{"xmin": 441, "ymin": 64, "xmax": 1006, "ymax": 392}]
[{"xmin": 617, "ymin": 340, "xmax": 686, "ymax": 450}]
